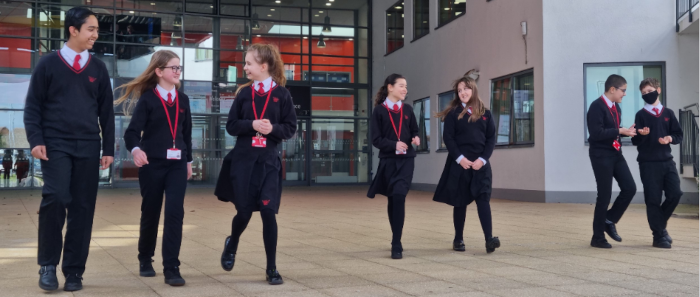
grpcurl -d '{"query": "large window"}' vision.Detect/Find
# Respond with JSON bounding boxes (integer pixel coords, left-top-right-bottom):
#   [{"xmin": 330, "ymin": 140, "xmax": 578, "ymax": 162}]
[
  {"xmin": 491, "ymin": 70, "xmax": 535, "ymax": 146},
  {"xmin": 386, "ymin": 1, "xmax": 404, "ymax": 54},
  {"xmin": 413, "ymin": 97, "xmax": 430, "ymax": 152},
  {"xmin": 413, "ymin": 0, "xmax": 429, "ymax": 40},
  {"xmin": 438, "ymin": 0, "xmax": 466, "ymax": 27},
  {"xmin": 437, "ymin": 91, "xmax": 454, "ymax": 150},
  {"xmin": 583, "ymin": 63, "xmax": 665, "ymax": 143}
]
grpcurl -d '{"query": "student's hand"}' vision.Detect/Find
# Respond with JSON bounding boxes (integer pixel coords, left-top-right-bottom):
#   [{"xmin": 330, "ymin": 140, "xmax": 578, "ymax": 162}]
[
  {"xmin": 132, "ymin": 148, "xmax": 149, "ymax": 167},
  {"xmin": 396, "ymin": 141, "xmax": 408, "ymax": 152},
  {"xmin": 259, "ymin": 119, "xmax": 273, "ymax": 135},
  {"xmin": 31, "ymin": 145, "xmax": 48, "ymax": 161},
  {"xmin": 658, "ymin": 136, "xmax": 673, "ymax": 145},
  {"xmin": 411, "ymin": 136, "xmax": 420, "ymax": 146},
  {"xmin": 100, "ymin": 156, "xmax": 113, "ymax": 170},
  {"xmin": 187, "ymin": 163, "xmax": 193, "ymax": 180},
  {"xmin": 619, "ymin": 124, "xmax": 637, "ymax": 137},
  {"xmin": 459, "ymin": 158, "xmax": 473, "ymax": 170},
  {"xmin": 637, "ymin": 127, "xmax": 650, "ymax": 136},
  {"xmin": 472, "ymin": 158, "xmax": 484, "ymax": 171}
]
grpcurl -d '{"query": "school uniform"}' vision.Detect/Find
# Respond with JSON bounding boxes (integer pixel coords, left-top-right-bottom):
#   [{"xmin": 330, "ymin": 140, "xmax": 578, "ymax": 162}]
[
  {"xmin": 215, "ymin": 77, "xmax": 296, "ymax": 280},
  {"xmin": 24, "ymin": 45, "xmax": 115, "ymax": 278},
  {"xmin": 124, "ymin": 85, "xmax": 193, "ymax": 270},
  {"xmin": 631, "ymin": 103, "xmax": 683, "ymax": 244},
  {"xmin": 15, "ymin": 155, "xmax": 30, "ymax": 182},
  {"xmin": 433, "ymin": 104, "xmax": 499, "ymax": 252},
  {"xmin": 586, "ymin": 95, "xmax": 636, "ymax": 246},
  {"xmin": 2, "ymin": 154, "xmax": 12, "ymax": 180},
  {"xmin": 367, "ymin": 99, "xmax": 418, "ymax": 257}
]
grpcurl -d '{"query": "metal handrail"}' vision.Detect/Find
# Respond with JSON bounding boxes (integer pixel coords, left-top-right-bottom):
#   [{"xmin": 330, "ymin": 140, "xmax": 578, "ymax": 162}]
[{"xmin": 677, "ymin": 0, "xmax": 699, "ymax": 22}]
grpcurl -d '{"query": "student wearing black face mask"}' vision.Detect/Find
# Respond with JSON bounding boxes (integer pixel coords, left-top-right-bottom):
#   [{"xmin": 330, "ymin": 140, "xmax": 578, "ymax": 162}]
[{"xmin": 631, "ymin": 78, "xmax": 683, "ymax": 249}]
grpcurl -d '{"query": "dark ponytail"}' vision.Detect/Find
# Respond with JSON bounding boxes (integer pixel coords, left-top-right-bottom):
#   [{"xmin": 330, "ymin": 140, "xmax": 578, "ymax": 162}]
[{"xmin": 374, "ymin": 73, "xmax": 405, "ymax": 106}]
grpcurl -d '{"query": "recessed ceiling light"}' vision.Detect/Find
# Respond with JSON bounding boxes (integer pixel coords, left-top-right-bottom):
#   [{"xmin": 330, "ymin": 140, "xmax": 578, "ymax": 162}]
[
  {"xmin": 275, "ymin": 0, "xmax": 281, "ymax": 3},
  {"xmin": 303, "ymin": 36, "xmax": 308, "ymax": 39},
  {"xmin": 150, "ymin": 2, "xmax": 155, "ymax": 5},
  {"xmin": 314, "ymin": 14, "xmax": 319, "ymax": 17},
  {"xmin": 319, "ymin": 11, "xmax": 324, "ymax": 13},
  {"xmin": 326, "ymin": 3, "xmax": 331, "ymax": 6},
  {"xmin": 129, "ymin": 11, "xmax": 134, "ymax": 13},
  {"xmin": 349, "ymin": 38, "xmax": 353, "ymax": 41},
  {"xmin": 267, "ymin": 14, "xmax": 272, "ymax": 17},
  {"xmin": 257, "ymin": 35, "xmax": 261, "ymax": 37},
  {"xmin": 271, "ymin": 8, "xmax": 275, "ymax": 11}
]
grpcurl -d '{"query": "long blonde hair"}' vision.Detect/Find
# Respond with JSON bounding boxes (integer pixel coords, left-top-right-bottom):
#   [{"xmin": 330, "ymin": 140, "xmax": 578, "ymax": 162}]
[
  {"xmin": 235, "ymin": 44, "xmax": 287, "ymax": 95},
  {"xmin": 435, "ymin": 76, "xmax": 486, "ymax": 122},
  {"xmin": 115, "ymin": 50, "xmax": 181, "ymax": 115}
]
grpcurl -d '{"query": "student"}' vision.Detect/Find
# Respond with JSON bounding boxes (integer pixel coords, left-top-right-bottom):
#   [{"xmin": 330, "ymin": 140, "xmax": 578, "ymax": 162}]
[
  {"xmin": 215, "ymin": 44, "xmax": 297, "ymax": 285},
  {"xmin": 2, "ymin": 150, "xmax": 12, "ymax": 181},
  {"xmin": 433, "ymin": 75, "xmax": 499, "ymax": 253},
  {"xmin": 118, "ymin": 50, "xmax": 192, "ymax": 286},
  {"xmin": 24, "ymin": 7, "xmax": 115, "ymax": 292},
  {"xmin": 14, "ymin": 150, "xmax": 29, "ymax": 183},
  {"xmin": 632, "ymin": 78, "xmax": 683, "ymax": 249},
  {"xmin": 366, "ymin": 73, "xmax": 420, "ymax": 260},
  {"xmin": 586, "ymin": 74, "xmax": 637, "ymax": 249}
]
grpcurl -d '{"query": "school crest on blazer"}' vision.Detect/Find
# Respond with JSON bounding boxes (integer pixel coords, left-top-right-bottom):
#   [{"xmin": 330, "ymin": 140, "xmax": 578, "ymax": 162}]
[
  {"xmin": 665, "ymin": 117, "xmax": 669, "ymax": 121},
  {"xmin": 273, "ymin": 97, "xmax": 279, "ymax": 103},
  {"xmin": 88, "ymin": 76, "xmax": 97, "ymax": 83}
]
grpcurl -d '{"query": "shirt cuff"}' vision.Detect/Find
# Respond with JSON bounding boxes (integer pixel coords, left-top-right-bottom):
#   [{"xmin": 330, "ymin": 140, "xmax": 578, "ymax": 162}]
[
  {"xmin": 478, "ymin": 157, "xmax": 488, "ymax": 165},
  {"xmin": 456, "ymin": 155, "xmax": 465, "ymax": 164},
  {"xmin": 131, "ymin": 147, "xmax": 140, "ymax": 154}
]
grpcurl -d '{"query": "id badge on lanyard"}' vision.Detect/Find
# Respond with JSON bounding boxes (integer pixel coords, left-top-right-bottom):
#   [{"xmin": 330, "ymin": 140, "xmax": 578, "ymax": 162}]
[
  {"xmin": 251, "ymin": 86, "xmax": 272, "ymax": 148},
  {"xmin": 157, "ymin": 89, "xmax": 181, "ymax": 160},
  {"xmin": 384, "ymin": 103, "xmax": 406, "ymax": 155}
]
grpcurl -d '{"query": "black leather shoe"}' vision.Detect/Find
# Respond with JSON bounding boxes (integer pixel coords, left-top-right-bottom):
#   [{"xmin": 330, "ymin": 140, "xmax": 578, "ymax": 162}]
[
  {"xmin": 605, "ymin": 222, "xmax": 622, "ymax": 242},
  {"xmin": 485, "ymin": 237, "xmax": 500, "ymax": 253},
  {"xmin": 653, "ymin": 238, "xmax": 672, "ymax": 249},
  {"xmin": 391, "ymin": 245, "xmax": 403, "ymax": 259},
  {"xmin": 140, "ymin": 259, "xmax": 156, "ymax": 277},
  {"xmin": 164, "ymin": 267, "xmax": 185, "ymax": 286},
  {"xmin": 221, "ymin": 236, "xmax": 236, "ymax": 272},
  {"xmin": 38, "ymin": 265, "xmax": 58, "ymax": 291},
  {"xmin": 590, "ymin": 238, "xmax": 612, "ymax": 249},
  {"xmin": 63, "ymin": 273, "xmax": 83, "ymax": 292},
  {"xmin": 662, "ymin": 229, "xmax": 673, "ymax": 244},
  {"xmin": 266, "ymin": 269, "xmax": 284, "ymax": 285},
  {"xmin": 453, "ymin": 240, "xmax": 466, "ymax": 252}
]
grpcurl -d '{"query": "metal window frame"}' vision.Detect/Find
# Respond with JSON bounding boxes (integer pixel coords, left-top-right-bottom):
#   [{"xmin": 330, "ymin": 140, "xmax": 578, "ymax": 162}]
[{"xmin": 490, "ymin": 68, "xmax": 535, "ymax": 147}]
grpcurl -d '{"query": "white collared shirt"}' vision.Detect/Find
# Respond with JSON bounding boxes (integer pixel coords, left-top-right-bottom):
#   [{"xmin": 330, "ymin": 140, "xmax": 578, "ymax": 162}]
[
  {"xmin": 644, "ymin": 102, "xmax": 664, "ymax": 115},
  {"xmin": 383, "ymin": 98, "xmax": 403, "ymax": 110},
  {"xmin": 59, "ymin": 44, "xmax": 89, "ymax": 69},
  {"xmin": 156, "ymin": 84, "xmax": 177, "ymax": 102},
  {"xmin": 456, "ymin": 102, "xmax": 487, "ymax": 166},
  {"xmin": 253, "ymin": 77, "xmax": 276, "ymax": 93},
  {"xmin": 602, "ymin": 94, "xmax": 614, "ymax": 108}
]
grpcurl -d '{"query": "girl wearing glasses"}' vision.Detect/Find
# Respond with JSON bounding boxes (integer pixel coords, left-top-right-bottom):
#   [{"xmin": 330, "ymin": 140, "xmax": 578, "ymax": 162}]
[{"xmin": 117, "ymin": 50, "xmax": 192, "ymax": 286}]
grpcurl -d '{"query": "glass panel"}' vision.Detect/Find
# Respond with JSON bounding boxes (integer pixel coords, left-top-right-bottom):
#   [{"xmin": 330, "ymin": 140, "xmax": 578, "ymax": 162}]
[
  {"xmin": 413, "ymin": 98, "xmax": 430, "ymax": 152},
  {"xmin": 0, "ymin": 1, "xmax": 34, "ymax": 38},
  {"xmin": 491, "ymin": 77, "xmax": 511, "ymax": 144},
  {"xmin": 115, "ymin": 11, "xmax": 179, "ymax": 46},
  {"xmin": 189, "ymin": 150, "xmax": 223, "ymax": 184},
  {"xmin": 219, "ymin": 117, "xmax": 237, "ymax": 150},
  {"xmin": 42, "ymin": 0, "xmax": 114, "ymax": 7},
  {"xmin": 185, "ymin": 0, "xmax": 215, "ymax": 14},
  {"xmin": 184, "ymin": 15, "xmax": 213, "ymax": 49},
  {"xmin": 312, "ymin": 151, "xmax": 368, "ymax": 183},
  {"xmin": 114, "ymin": 115, "xmax": 137, "ymax": 181},
  {"xmin": 0, "ymin": 37, "xmax": 33, "ymax": 72},
  {"xmin": 311, "ymin": 118, "xmax": 368, "ymax": 184},
  {"xmin": 115, "ymin": 1, "xmax": 183, "ymax": 13},
  {"xmin": 311, "ymin": 87, "xmax": 360, "ymax": 116},
  {"xmin": 311, "ymin": 36, "xmax": 355, "ymax": 57},
  {"xmin": 584, "ymin": 64, "xmax": 664, "ymax": 142},
  {"xmin": 216, "ymin": 82, "xmax": 238, "ymax": 115},
  {"xmin": 513, "ymin": 72, "xmax": 534, "ymax": 144},
  {"xmin": 281, "ymin": 120, "xmax": 306, "ymax": 182},
  {"xmin": 0, "ymin": 111, "xmax": 29, "ymax": 148},
  {"xmin": 0, "ymin": 149, "xmax": 37, "ymax": 188},
  {"xmin": 386, "ymin": 1, "xmax": 404, "ymax": 54},
  {"xmin": 439, "ymin": 0, "xmax": 466, "ymax": 26},
  {"xmin": 220, "ymin": 18, "xmax": 250, "ymax": 50},
  {"xmin": 438, "ymin": 91, "xmax": 453, "ymax": 149},
  {"xmin": 115, "ymin": 45, "xmax": 183, "ymax": 77},
  {"xmin": 254, "ymin": 6, "xmax": 304, "ymax": 23},
  {"xmin": 414, "ymin": 0, "xmax": 429, "ymax": 38},
  {"xmin": 38, "ymin": 4, "xmax": 114, "ymax": 40},
  {"xmin": 311, "ymin": 9, "xmax": 354, "ymax": 27},
  {"xmin": 0, "ymin": 74, "xmax": 31, "ymax": 109},
  {"xmin": 221, "ymin": 0, "xmax": 249, "ymax": 17},
  {"xmin": 183, "ymin": 81, "xmax": 213, "ymax": 113}
]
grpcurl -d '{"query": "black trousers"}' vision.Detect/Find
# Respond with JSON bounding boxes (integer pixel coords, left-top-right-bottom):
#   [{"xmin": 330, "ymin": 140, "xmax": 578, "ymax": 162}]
[
  {"xmin": 640, "ymin": 161, "xmax": 683, "ymax": 239},
  {"xmin": 37, "ymin": 138, "xmax": 101, "ymax": 275},
  {"xmin": 137, "ymin": 159, "xmax": 187, "ymax": 268},
  {"xmin": 589, "ymin": 153, "xmax": 637, "ymax": 240}
]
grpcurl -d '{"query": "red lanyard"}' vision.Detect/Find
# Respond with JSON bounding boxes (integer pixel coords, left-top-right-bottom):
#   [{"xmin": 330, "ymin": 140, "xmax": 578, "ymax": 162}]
[
  {"xmin": 155, "ymin": 88, "xmax": 179, "ymax": 148},
  {"xmin": 251, "ymin": 84, "xmax": 272, "ymax": 120},
  {"xmin": 383, "ymin": 102, "xmax": 403, "ymax": 140}
]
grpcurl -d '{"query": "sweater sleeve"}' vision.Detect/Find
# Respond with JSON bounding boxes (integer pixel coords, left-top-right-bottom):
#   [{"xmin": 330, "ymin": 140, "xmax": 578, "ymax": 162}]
[
  {"xmin": 587, "ymin": 104, "xmax": 620, "ymax": 142},
  {"xmin": 183, "ymin": 95, "xmax": 193, "ymax": 162},
  {"xmin": 442, "ymin": 111, "xmax": 461, "ymax": 160},
  {"xmin": 226, "ymin": 92, "xmax": 256, "ymax": 136},
  {"xmin": 98, "ymin": 65, "xmax": 115, "ymax": 156},
  {"xmin": 668, "ymin": 111, "xmax": 683, "ymax": 145},
  {"xmin": 481, "ymin": 111, "xmax": 497, "ymax": 161},
  {"xmin": 631, "ymin": 112, "xmax": 646, "ymax": 146},
  {"xmin": 268, "ymin": 91, "xmax": 298, "ymax": 142},
  {"xmin": 371, "ymin": 108, "xmax": 396, "ymax": 152},
  {"xmin": 123, "ymin": 96, "xmax": 148, "ymax": 153},
  {"xmin": 23, "ymin": 60, "xmax": 48, "ymax": 149}
]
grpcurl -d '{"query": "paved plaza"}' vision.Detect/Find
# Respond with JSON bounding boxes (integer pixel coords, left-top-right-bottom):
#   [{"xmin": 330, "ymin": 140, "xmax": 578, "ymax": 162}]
[{"xmin": 0, "ymin": 186, "xmax": 698, "ymax": 297}]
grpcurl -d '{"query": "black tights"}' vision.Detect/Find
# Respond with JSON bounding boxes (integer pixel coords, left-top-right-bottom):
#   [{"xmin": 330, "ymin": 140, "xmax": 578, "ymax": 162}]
[
  {"xmin": 228, "ymin": 209, "xmax": 278, "ymax": 270},
  {"xmin": 453, "ymin": 197, "xmax": 493, "ymax": 241},
  {"xmin": 387, "ymin": 195, "xmax": 405, "ymax": 249}
]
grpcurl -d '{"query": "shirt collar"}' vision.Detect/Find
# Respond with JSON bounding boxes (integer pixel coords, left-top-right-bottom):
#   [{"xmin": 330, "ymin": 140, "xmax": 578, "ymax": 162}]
[
  {"xmin": 644, "ymin": 102, "xmax": 664, "ymax": 113},
  {"xmin": 602, "ymin": 94, "xmax": 614, "ymax": 108},
  {"xmin": 59, "ymin": 44, "xmax": 89, "ymax": 66},
  {"xmin": 156, "ymin": 84, "xmax": 177, "ymax": 99},
  {"xmin": 383, "ymin": 98, "xmax": 402, "ymax": 109},
  {"xmin": 253, "ymin": 77, "xmax": 275, "ymax": 93}
]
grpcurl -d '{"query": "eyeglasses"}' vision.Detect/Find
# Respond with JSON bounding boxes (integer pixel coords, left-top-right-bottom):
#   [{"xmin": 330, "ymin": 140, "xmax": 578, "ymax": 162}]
[
  {"xmin": 615, "ymin": 87, "xmax": 627, "ymax": 93},
  {"xmin": 161, "ymin": 66, "xmax": 183, "ymax": 73}
]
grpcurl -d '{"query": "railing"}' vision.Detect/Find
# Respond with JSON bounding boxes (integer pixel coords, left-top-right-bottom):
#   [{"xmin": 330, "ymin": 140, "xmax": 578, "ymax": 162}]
[
  {"xmin": 679, "ymin": 105, "xmax": 699, "ymax": 178},
  {"xmin": 677, "ymin": 0, "xmax": 699, "ymax": 30}
]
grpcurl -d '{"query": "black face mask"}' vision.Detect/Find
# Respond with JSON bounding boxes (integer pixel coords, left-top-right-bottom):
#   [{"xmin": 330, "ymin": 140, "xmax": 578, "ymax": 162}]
[{"xmin": 642, "ymin": 90, "xmax": 659, "ymax": 105}]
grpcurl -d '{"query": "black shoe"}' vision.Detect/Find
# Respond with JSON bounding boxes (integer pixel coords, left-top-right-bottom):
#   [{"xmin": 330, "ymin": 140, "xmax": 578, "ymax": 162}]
[
  {"xmin": 605, "ymin": 222, "xmax": 622, "ymax": 242},
  {"xmin": 590, "ymin": 238, "xmax": 612, "ymax": 249},
  {"xmin": 221, "ymin": 236, "xmax": 236, "ymax": 272},
  {"xmin": 38, "ymin": 265, "xmax": 58, "ymax": 291},
  {"xmin": 140, "ymin": 259, "xmax": 156, "ymax": 277},
  {"xmin": 485, "ymin": 237, "xmax": 500, "ymax": 253},
  {"xmin": 662, "ymin": 229, "xmax": 673, "ymax": 244},
  {"xmin": 391, "ymin": 245, "xmax": 403, "ymax": 259},
  {"xmin": 653, "ymin": 238, "xmax": 672, "ymax": 249},
  {"xmin": 63, "ymin": 273, "xmax": 83, "ymax": 292},
  {"xmin": 164, "ymin": 267, "xmax": 185, "ymax": 286},
  {"xmin": 266, "ymin": 269, "xmax": 284, "ymax": 285},
  {"xmin": 453, "ymin": 240, "xmax": 466, "ymax": 252}
]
